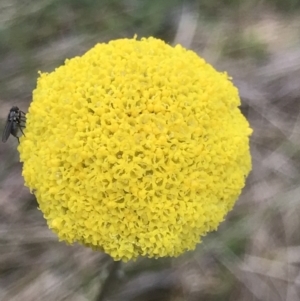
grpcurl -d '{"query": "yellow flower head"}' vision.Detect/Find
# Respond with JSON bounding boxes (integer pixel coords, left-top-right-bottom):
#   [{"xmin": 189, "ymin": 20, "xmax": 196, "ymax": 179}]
[{"xmin": 18, "ymin": 37, "xmax": 252, "ymax": 261}]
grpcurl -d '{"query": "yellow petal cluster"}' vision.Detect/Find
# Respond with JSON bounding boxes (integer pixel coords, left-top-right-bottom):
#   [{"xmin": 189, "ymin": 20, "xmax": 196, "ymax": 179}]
[{"xmin": 18, "ymin": 37, "xmax": 252, "ymax": 261}]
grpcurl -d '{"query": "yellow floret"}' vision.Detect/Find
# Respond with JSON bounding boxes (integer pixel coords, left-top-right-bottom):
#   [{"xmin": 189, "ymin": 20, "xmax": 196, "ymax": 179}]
[{"xmin": 18, "ymin": 37, "xmax": 252, "ymax": 261}]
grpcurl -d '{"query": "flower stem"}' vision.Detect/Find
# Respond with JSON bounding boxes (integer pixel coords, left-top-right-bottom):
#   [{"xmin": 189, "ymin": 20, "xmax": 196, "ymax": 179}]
[{"xmin": 95, "ymin": 259, "xmax": 121, "ymax": 301}]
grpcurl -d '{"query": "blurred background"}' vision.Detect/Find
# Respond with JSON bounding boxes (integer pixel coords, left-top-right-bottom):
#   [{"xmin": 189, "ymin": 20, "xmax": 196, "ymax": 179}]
[{"xmin": 1, "ymin": 0, "xmax": 300, "ymax": 300}]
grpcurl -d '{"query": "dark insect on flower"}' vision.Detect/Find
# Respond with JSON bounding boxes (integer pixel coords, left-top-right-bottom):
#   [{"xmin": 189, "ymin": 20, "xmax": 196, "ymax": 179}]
[{"xmin": 2, "ymin": 106, "xmax": 26, "ymax": 143}]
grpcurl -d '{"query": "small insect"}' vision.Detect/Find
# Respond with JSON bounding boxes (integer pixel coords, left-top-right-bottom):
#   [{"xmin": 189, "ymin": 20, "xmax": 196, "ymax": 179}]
[{"xmin": 2, "ymin": 106, "xmax": 26, "ymax": 143}]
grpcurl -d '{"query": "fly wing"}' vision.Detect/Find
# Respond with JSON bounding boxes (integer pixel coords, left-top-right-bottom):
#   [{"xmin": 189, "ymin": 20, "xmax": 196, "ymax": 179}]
[{"xmin": 2, "ymin": 119, "xmax": 13, "ymax": 142}]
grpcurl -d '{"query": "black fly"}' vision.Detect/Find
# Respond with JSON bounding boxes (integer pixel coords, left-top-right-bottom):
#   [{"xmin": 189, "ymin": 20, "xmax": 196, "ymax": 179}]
[{"xmin": 2, "ymin": 106, "xmax": 26, "ymax": 143}]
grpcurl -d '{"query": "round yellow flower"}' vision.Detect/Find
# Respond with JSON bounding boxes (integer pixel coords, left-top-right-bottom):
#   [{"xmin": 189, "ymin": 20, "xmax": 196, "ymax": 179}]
[{"xmin": 18, "ymin": 37, "xmax": 252, "ymax": 261}]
